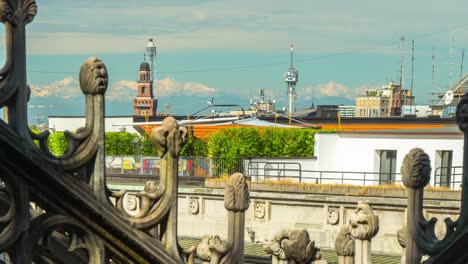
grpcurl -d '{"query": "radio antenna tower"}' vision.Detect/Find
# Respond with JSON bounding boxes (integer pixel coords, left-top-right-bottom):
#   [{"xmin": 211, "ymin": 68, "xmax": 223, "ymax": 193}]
[
  {"xmin": 146, "ymin": 38, "xmax": 157, "ymax": 81},
  {"xmin": 285, "ymin": 43, "xmax": 299, "ymax": 114},
  {"xmin": 460, "ymin": 49, "xmax": 465, "ymax": 81},
  {"xmin": 432, "ymin": 48, "xmax": 435, "ymax": 102},
  {"xmin": 450, "ymin": 37, "xmax": 455, "ymax": 88},
  {"xmin": 399, "ymin": 35, "xmax": 405, "ymax": 88}
]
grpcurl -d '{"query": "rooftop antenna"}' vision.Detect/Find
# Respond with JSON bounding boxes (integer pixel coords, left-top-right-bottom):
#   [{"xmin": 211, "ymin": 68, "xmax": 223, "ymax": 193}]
[
  {"xmin": 399, "ymin": 35, "xmax": 405, "ymax": 88},
  {"xmin": 432, "ymin": 48, "xmax": 435, "ymax": 103},
  {"xmin": 460, "ymin": 48, "xmax": 465, "ymax": 81},
  {"xmin": 165, "ymin": 103, "xmax": 170, "ymax": 115},
  {"xmin": 410, "ymin": 40, "xmax": 414, "ymax": 115},
  {"xmin": 312, "ymin": 85, "xmax": 315, "ymax": 107},
  {"xmin": 146, "ymin": 38, "xmax": 157, "ymax": 81},
  {"xmin": 450, "ymin": 37, "xmax": 455, "ymax": 88},
  {"xmin": 285, "ymin": 43, "xmax": 299, "ymax": 116}
]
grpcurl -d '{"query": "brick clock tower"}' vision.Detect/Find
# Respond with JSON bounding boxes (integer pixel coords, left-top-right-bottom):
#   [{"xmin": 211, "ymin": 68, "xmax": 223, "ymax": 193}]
[{"xmin": 133, "ymin": 39, "xmax": 158, "ymax": 116}]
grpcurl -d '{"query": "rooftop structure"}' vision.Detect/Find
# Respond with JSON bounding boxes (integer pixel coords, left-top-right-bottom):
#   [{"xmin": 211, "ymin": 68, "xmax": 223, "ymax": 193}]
[
  {"xmin": 430, "ymin": 74, "xmax": 468, "ymax": 117},
  {"xmin": 356, "ymin": 81, "xmax": 415, "ymax": 117}
]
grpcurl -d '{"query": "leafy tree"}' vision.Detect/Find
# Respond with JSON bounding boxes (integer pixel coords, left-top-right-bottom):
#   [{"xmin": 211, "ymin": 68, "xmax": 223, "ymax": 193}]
[
  {"xmin": 48, "ymin": 132, "xmax": 67, "ymax": 155},
  {"xmin": 105, "ymin": 132, "xmax": 139, "ymax": 155}
]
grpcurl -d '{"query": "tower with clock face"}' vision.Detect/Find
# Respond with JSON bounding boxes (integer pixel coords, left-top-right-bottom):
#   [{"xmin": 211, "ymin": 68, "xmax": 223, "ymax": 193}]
[{"xmin": 285, "ymin": 44, "xmax": 299, "ymax": 114}]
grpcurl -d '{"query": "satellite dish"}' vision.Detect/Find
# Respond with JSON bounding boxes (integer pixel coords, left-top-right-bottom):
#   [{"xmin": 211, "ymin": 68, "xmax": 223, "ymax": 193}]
[{"xmin": 443, "ymin": 90, "xmax": 454, "ymax": 105}]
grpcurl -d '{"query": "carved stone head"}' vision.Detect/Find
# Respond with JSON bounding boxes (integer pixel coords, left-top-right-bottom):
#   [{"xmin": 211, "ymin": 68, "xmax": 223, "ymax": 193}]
[
  {"xmin": 263, "ymin": 228, "xmax": 321, "ymax": 263},
  {"xmin": 349, "ymin": 201, "xmax": 379, "ymax": 240},
  {"xmin": 151, "ymin": 117, "xmax": 188, "ymax": 158},
  {"xmin": 335, "ymin": 225, "xmax": 355, "ymax": 256},
  {"xmin": 79, "ymin": 57, "xmax": 108, "ymax": 95},
  {"xmin": 196, "ymin": 235, "xmax": 230, "ymax": 262}
]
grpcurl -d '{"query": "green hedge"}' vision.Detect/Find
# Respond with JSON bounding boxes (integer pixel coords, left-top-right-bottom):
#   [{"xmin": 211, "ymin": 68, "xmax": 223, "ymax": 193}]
[
  {"xmin": 41, "ymin": 127, "xmax": 336, "ymax": 158},
  {"xmin": 207, "ymin": 127, "xmax": 334, "ymax": 159}
]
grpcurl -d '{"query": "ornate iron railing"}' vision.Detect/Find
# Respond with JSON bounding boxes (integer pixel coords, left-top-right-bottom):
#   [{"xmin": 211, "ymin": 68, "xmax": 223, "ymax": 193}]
[{"xmin": 0, "ymin": 1, "xmax": 253, "ymax": 263}]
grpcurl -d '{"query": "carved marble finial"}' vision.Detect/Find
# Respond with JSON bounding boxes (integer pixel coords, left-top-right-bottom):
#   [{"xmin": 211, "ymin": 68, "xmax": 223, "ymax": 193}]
[
  {"xmin": 224, "ymin": 173, "xmax": 249, "ymax": 212},
  {"xmin": 151, "ymin": 117, "xmax": 188, "ymax": 158},
  {"xmin": 0, "ymin": 0, "xmax": 37, "ymax": 25},
  {"xmin": 79, "ymin": 57, "xmax": 108, "ymax": 95},
  {"xmin": 335, "ymin": 225, "xmax": 355, "ymax": 257},
  {"xmin": 264, "ymin": 228, "xmax": 322, "ymax": 263},
  {"xmin": 401, "ymin": 148, "xmax": 431, "ymax": 189},
  {"xmin": 196, "ymin": 235, "xmax": 230, "ymax": 263},
  {"xmin": 349, "ymin": 201, "xmax": 379, "ymax": 241}
]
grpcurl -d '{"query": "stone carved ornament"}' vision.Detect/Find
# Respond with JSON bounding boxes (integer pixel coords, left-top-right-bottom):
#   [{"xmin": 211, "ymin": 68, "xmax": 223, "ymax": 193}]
[
  {"xmin": 188, "ymin": 198, "xmax": 199, "ymax": 215},
  {"xmin": 328, "ymin": 207, "xmax": 340, "ymax": 225},
  {"xmin": 263, "ymin": 228, "xmax": 325, "ymax": 264},
  {"xmin": 335, "ymin": 225, "xmax": 355, "ymax": 257},
  {"xmin": 254, "ymin": 202, "xmax": 266, "ymax": 220},
  {"xmin": 121, "ymin": 193, "xmax": 140, "ymax": 216},
  {"xmin": 196, "ymin": 173, "xmax": 250, "ymax": 264},
  {"xmin": 224, "ymin": 173, "xmax": 249, "ymax": 212},
  {"xmin": 349, "ymin": 201, "xmax": 379, "ymax": 241},
  {"xmin": 196, "ymin": 235, "xmax": 230, "ymax": 264}
]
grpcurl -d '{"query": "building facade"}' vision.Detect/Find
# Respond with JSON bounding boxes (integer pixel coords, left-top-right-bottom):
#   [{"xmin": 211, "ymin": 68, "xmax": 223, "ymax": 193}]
[
  {"xmin": 338, "ymin": 105, "xmax": 356, "ymax": 117},
  {"xmin": 133, "ymin": 62, "xmax": 158, "ymax": 116},
  {"xmin": 356, "ymin": 81, "xmax": 415, "ymax": 117}
]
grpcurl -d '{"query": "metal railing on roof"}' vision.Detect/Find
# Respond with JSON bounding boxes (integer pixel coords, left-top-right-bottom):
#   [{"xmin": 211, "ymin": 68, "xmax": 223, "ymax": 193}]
[{"xmin": 106, "ymin": 156, "xmax": 462, "ymax": 190}]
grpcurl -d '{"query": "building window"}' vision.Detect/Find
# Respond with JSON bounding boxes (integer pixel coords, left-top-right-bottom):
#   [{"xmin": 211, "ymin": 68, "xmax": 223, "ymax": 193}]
[
  {"xmin": 377, "ymin": 150, "xmax": 397, "ymax": 184},
  {"xmin": 142, "ymin": 87, "xmax": 146, "ymax": 95},
  {"xmin": 436, "ymin": 150, "xmax": 453, "ymax": 187}
]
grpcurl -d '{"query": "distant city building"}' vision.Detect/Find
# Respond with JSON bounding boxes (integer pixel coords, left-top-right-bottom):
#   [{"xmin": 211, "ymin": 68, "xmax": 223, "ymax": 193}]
[
  {"xmin": 48, "ymin": 116, "xmax": 138, "ymax": 133},
  {"xmin": 338, "ymin": 105, "xmax": 356, "ymax": 117},
  {"xmin": 133, "ymin": 39, "xmax": 158, "ymax": 117},
  {"xmin": 316, "ymin": 105, "xmax": 339, "ymax": 118},
  {"xmin": 401, "ymin": 105, "xmax": 431, "ymax": 117},
  {"xmin": 356, "ymin": 81, "xmax": 415, "ymax": 117},
  {"xmin": 430, "ymin": 74, "xmax": 468, "ymax": 117}
]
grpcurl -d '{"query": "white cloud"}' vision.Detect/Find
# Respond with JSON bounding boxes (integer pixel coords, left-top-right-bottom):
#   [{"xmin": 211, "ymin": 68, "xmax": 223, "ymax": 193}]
[
  {"xmin": 30, "ymin": 77, "xmax": 81, "ymax": 99},
  {"xmin": 20, "ymin": 0, "xmax": 468, "ymax": 55},
  {"xmin": 300, "ymin": 81, "xmax": 374, "ymax": 99},
  {"xmin": 107, "ymin": 77, "xmax": 217, "ymax": 101}
]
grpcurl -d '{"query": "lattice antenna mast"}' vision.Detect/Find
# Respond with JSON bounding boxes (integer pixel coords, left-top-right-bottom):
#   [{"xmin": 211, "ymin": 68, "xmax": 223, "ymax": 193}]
[
  {"xmin": 432, "ymin": 48, "xmax": 436, "ymax": 102},
  {"xmin": 285, "ymin": 43, "xmax": 299, "ymax": 114},
  {"xmin": 450, "ymin": 37, "xmax": 455, "ymax": 88},
  {"xmin": 399, "ymin": 35, "xmax": 405, "ymax": 88},
  {"xmin": 411, "ymin": 40, "xmax": 414, "ymax": 115},
  {"xmin": 146, "ymin": 38, "xmax": 157, "ymax": 81},
  {"xmin": 461, "ymin": 49, "xmax": 465, "ymax": 81}
]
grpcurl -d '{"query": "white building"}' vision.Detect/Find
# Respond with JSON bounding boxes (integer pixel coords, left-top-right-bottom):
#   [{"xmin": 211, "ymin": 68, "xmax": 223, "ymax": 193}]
[
  {"xmin": 48, "ymin": 116, "xmax": 139, "ymax": 134},
  {"xmin": 251, "ymin": 126, "xmax": 462, "ymax": 188},
  {"xmin": 338, "ymin": 105, "xmax": 356, "ymax": 117},
  {"xmin": 401, "ymin": 105, "xmax": 432, "ymax": 117}
]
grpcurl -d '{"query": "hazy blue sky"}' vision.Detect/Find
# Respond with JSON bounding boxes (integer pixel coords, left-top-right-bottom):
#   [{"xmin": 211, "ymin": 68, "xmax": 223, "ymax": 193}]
[{"xmin": 3, "ymin": 0, "xmax": 468, "ymax": 120}]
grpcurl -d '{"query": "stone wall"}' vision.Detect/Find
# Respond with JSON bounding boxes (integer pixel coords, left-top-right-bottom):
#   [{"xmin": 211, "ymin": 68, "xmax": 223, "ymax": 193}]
[{"xmin": 177, "ymin": 182, "xmax": 460, "ymax": 255}]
